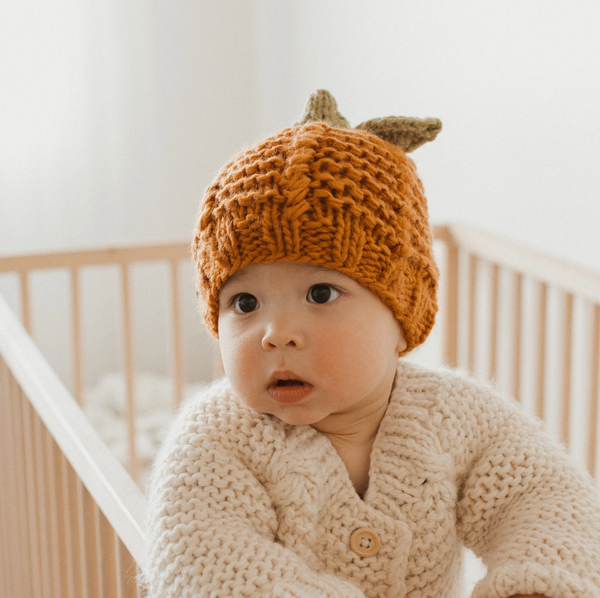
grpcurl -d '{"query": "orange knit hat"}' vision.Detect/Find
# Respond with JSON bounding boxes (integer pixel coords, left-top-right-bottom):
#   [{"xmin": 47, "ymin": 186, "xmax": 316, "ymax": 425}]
[{"xmin": 192, "ymin": 90, "xmax": 441, "ymax": 354}]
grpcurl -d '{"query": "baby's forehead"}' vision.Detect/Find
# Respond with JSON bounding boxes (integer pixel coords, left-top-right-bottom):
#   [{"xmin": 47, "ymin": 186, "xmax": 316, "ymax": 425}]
[{"xmin": 223, "ymin": 262, "xmax": 349, "ymax": 286}]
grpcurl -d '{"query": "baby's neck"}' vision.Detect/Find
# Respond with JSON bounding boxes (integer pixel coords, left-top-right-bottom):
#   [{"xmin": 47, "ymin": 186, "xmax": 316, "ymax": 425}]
[
  {"xmin": 312, "ymin": 394, "xmax": 390, "ymax": 498},
  {"xmin": 311, "ymin": 394, "xmax": 390, "ymax": 448}
]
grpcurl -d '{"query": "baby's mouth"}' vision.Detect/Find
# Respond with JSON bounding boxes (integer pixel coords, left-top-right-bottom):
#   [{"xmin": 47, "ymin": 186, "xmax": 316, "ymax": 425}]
[
  {"xmin": 267, "ymin": 372, "xmax": 313, "ymax": 404},
  {"xmin": 275, "ymin": 379, "xmax": 305, "ymax": 387},
  {"xmin": 267, "ymin": 371, "xmax": 310, "ymax": 388}
]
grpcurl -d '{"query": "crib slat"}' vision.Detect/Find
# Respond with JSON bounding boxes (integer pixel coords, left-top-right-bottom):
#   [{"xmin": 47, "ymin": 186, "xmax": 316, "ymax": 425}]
[
  {"xmin": 19, "ymin": 271, "xmax": 32, "ymax": 334},
  {"xmin": 33, "ymin": 408, "xmax": 52, "ymax": 598},
  {"xmin": 121, "ymin": 264, "xmax": 139, "ymax": 482},
  {"xmin": 65, "ymin": 461, "xmax": 85, "ymax": 597},
  {"xmin": 82, "ymin": 484, "xmax": 101, "ymax": 597},
  {"xmin": 0, "ymin": 364, "xmax": 6, "ymax": 597},
  {"xmin": 512, "ymin": 272, "xmax": 523, "ymax": 402},
  {"xmin": 561, "ymin": 292, "xmax": 574, "ymax": 447},
  {"xmin": 12, "ymin": 377, "xmax": 29, "ymax": 598},
  {"xmin": 0, "ymin": 431, "xmax": 7, "ymax": 598},
  {"xmin": 0, "ymin": 361, "xmax": 19, "ymax": 597},
  {"xmin": 100, "ymin": 510, "xmax": 119, "ymax": 597},
  {"xmin": 117, "ymin": 538, "xmax": 140, "ymax": 598},
  {"xmin": 9, "ymin": 372, "xmax": 33, "ymax": 597},
  {"xmin": 21, "ymin": 393, "xmax": 44, "ymax": 597},
  {"xmin": 0, "ymin": 499, "xmax": 5, "ymax": 598},
  {"xmin": 587, "ymin": 303, "xmax": 600, "ymax": 475},
  {"xmin": 17, "ymin": 386, "xmax": 34, "ymax": 598},
  {"xmin": 467, "ymin": 254, "xmax": 477, "ymax": 373},
  {"xmin": 170, "ymin": 259, "xmax": 185, "ymax": 409},
  {"xmin": 489, "ymin": 263, "xmax": 500, "ymax": 381},
  {"xmin": 71, "ymin": 267, "xmax": 84, "ymax": 406},
  {"xmin": 0, "ymin": 362, "xmax": 11, "ymax": 597},
  {"xmin": 536, "ymin": 282, "xmax": 548, "ymax": 420},
  {"xmin": 78, "ymin": 478, "xmax": 92, "ymax": 598},
  {"xmin": 45, "ymin": 430, "xmax": 62, "ymax": 598},
  {"xmin": 9, "ymin": 382, "xmax": 30, "ymax": 592},
  {"xmin": 54, "ymin": 444, "xmax": 74, "ymax": 598},
  {"xmin": 443, "ymin": 233, "xmax": 460, "ymax": 368}
]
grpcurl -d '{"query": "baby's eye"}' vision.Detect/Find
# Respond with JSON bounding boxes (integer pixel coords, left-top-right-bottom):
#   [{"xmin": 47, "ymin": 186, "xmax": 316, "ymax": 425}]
[
  {"xmin": 307, "ymin": 284, "xmax": 341, "ymax": 305},
  {"xmin": 231, "ymin": 293, "xmax": 259, "ymax": 313}
]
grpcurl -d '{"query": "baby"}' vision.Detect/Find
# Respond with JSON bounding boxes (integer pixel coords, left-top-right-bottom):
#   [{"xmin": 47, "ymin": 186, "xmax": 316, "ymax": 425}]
[{"xmin": 142, "ymin": 91, "xmax": 600, "ymax": 598}]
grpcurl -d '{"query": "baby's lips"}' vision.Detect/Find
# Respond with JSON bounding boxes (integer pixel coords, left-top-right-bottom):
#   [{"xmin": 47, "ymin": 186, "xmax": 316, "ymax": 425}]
[{"xmin": 267, "ymin": 370, "xmax": 311, "ymax": 388}]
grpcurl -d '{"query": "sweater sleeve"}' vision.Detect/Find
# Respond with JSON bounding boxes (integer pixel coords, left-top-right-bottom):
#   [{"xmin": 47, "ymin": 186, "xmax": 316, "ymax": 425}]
[
  {"xmin": 447, "ymin": 376, "xmax": 600, "ymax": 598},
  {"xmin": 140, "ymin": 389, "xmax": 365, "ymax": 598}
]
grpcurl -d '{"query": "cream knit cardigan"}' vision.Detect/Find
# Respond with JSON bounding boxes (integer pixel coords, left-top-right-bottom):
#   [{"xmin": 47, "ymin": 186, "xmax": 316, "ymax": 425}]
[{"xmin": 142, "ymin": 360, "xmax": 600, "ymax": 598}]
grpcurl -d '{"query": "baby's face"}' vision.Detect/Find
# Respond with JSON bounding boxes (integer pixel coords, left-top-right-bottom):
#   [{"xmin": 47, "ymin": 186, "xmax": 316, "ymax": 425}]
[{"xmin": 217, "ymin": 262, "xmax": 406, "ymax": 426}]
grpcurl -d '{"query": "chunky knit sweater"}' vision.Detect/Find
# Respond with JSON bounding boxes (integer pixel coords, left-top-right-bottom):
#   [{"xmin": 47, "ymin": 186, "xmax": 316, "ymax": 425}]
[{"xmin": 142, "ymin": 360, "xmax": 600, "ymax": 598}]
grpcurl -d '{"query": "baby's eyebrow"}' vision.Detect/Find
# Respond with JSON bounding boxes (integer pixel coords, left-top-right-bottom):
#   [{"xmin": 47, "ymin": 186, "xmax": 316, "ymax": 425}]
[
  {"xmin": 225, "ymin": 269, "xmax": 249, "ymax": 284},
  {"xmin": 311, "ymin": 266, "xmax": 346, "ymax": 279},
  {"xmin": 224, "ymin": 264, "xmax": 341, "ymax": 287},
  {"xmin": 313, "ymin": 266, "xmax": 334, "ymax": 274}
]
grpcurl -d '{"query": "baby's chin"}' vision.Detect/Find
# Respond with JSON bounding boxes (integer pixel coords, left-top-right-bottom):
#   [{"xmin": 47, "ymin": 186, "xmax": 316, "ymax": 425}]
[
  {"xmin": 230, "ymin": 390, "xmax": 332, "ymax": 427},
  {"xmin": 273, "ymin": 412, "xmax": 326, "ymax": 427},
  {"xmin": 236, "ymin": 397, "xmax": 324, "ymax": 427}
]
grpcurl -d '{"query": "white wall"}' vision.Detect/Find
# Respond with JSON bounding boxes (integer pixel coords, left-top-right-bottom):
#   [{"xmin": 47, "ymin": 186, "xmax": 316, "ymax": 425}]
[
  {"xmin": 253, "ymin": 0, "xmax": 600, "ymax": 274},
  {"xmin": 3, "ymin": 0, "xmax": 599, "ymax": 271},
  {"xmin": 0, "ymin": 0, "xmax": 259, "ymax": 255}
]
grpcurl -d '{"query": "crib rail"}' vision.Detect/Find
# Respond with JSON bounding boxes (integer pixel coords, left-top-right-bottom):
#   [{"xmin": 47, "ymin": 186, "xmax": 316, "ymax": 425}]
[
  {"xmin": 436, "ymin": 224, "xmax": 600, "ymax": 477},
  {"xmin": 0, "ymin": 242, "xmax": 191, "ymax": 484},
  {"xmin": 0, "ymin": 293, "xmax": 146, "ymax": 597}
]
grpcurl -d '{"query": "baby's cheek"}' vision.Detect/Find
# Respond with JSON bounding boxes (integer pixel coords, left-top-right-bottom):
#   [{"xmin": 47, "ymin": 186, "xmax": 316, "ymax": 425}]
[
  {"xmin": 221, "ymin": 335, "xmax": 257, "ymax": 388},
  {"xmin": 311, "ymin": 327, "xmax": 371, "ymax": 384}
]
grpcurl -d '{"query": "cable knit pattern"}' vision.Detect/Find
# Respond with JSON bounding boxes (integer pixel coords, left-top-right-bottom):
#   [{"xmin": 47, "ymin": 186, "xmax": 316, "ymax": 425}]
[{"xmin": 141, "ymin": 361, "xmax": 600, "ymax": 598}]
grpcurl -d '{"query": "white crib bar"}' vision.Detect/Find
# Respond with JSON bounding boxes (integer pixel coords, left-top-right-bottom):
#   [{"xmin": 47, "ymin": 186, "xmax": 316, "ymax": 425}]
[
  {"xmin": 488, "ymin": 263, "xmax": 500, "ymax": 382},
  {"xmin": 561, "ymin": 292, "xmax": 574, "ymax": 447},
  {"xmin": 169, "ymin": 259, "xmax": 185, "ymax": 410},
  {"xmin": 121, "ymin": 263, "xmax": 139, "ymax": 483},
  {"xmin": 589, "ymin": 304, "xmax": 600, "ymax": 474},
  {"xmin": 536, "ymin": 282, "xmax": 548, "ymax": 421},
  {"xmin": 437, "ymin": 224, "xmax": 600, "ymax": 478},
  {"xmin": 467, "ymin": 254, "xmax": 478, "ymax": 374},
  {"xmin": 512, "ymin": 272, "xmax": 523, "ymax": 403},
  {"xmin": 70, "ymin": 267, "xmax": 84, "ymax": 407}
]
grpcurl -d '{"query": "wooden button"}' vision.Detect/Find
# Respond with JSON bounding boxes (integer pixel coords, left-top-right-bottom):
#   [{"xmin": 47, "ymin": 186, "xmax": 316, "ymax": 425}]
[{"xmin": 350, "ymin": 527, "xmax": 380, "ymax": 557}]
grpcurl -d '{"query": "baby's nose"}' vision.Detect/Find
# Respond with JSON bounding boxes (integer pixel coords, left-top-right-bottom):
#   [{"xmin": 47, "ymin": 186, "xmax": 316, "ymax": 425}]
[{"xmin": 261, "ymin": 321, "xmax": 305, "ymax": 350}]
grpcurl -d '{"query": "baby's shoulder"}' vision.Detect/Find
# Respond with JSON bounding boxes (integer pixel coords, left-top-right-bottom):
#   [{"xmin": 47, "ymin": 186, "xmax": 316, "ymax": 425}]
[
  {"xmin": 396, "ymin": 359, "xmax": 499, "ymax": 399},
  {"xmin": 162, "ymin": 377, "xmax": 288, "ymax": 456},
  {"xmin": 147, "ymin": 378, "xmax": 318, "ymax": 496},
  {"xmin": 395, "ymin": 359, "xmax": 521, "ymax": 420}
]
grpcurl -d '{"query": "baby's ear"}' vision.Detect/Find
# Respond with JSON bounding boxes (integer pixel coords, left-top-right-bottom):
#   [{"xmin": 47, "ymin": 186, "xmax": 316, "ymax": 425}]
[{"xmin": 395, "ymin": 324, "xmax": 408, "ymax": 355}]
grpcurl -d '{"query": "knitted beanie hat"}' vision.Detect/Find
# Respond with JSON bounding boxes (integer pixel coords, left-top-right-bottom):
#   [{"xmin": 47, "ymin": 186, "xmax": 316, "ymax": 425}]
[{"xmin": 192, "ymin": 90, "xmax": 441, "ymax": 354}]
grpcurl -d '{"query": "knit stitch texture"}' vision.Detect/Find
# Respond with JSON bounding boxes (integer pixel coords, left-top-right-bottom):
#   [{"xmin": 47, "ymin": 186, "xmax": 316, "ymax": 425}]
[{"xmin": 141, "ymin": 361, "xmax": 600, "ymax": 597}]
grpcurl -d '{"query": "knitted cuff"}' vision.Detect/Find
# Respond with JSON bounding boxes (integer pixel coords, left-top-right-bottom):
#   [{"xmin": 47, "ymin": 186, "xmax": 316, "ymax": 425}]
[{"xmin": 471, "ymin": 563, "xmax": 600, "ymax": 598}]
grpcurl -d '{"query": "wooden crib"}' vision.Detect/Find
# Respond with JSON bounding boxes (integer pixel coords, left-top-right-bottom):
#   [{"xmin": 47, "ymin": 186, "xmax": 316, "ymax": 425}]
[{"xmin": 1, "ymin": 224, "xmax": 599, "ymax": 597}]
